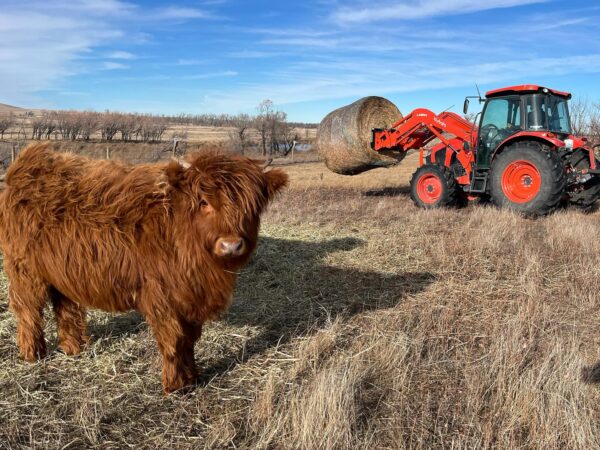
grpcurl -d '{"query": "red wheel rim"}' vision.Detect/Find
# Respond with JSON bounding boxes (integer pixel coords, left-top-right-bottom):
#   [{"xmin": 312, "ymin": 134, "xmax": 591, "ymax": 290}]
[
  {"xmin": 417, "ymin": 173, "xmax": 442, "ymax": 204},
  {"xmin": 501, "ymin": 160, "xmax": 541, "ymax": 203}
]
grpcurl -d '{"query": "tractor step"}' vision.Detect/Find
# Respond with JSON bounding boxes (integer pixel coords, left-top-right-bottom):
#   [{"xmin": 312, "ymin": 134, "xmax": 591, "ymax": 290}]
[{"xmin": 465, "ymin": 169, "xmax": 489, "ymax": 193}]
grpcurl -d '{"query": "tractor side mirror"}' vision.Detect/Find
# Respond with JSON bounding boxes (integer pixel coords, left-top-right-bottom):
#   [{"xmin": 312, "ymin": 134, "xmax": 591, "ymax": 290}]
[{"xmin": 463, "ymin": 98, "xmax": 470, "ymax": 115}]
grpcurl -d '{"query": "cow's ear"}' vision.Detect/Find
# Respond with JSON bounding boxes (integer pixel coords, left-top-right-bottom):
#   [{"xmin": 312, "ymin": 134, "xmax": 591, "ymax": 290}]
[
  {"xmin": 264, "ymin": 169, "xmax": 288, "ymax": 200},
  {"xmin": 166, "ymin": 159, "xmax": 190, "ymax": 186}
]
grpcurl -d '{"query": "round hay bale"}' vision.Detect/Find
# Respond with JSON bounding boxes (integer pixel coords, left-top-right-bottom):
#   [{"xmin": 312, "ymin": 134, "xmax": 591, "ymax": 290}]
[{"xmin": 317, "ymin": 96, "xmax": 404, "ymax": 175}]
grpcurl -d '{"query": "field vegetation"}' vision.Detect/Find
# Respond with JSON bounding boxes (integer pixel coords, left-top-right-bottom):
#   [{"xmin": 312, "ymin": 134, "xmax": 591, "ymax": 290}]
[
  {"xmin": 0, "ymin": 100, "xmax": 317, "ymax": 161},
  {"xmin": 1, "ymin": 155, "xmax": 600, "ymax": 448}
]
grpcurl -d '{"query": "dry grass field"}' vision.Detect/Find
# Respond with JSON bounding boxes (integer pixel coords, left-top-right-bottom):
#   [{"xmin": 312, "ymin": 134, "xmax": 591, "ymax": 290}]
[{"xmin": 2, "ymin": 153, "xmax": 600, "ymax": 449}]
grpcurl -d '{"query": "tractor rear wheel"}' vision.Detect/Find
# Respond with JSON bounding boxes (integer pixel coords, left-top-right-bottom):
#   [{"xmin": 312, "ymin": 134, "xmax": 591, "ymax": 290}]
[
  {"xmin": 489, "ymin": 142, "xmax": 566, "ymax": 216},
  {"xmin": 410, "ymin": 164, "xmax": 460, "ymax": 209}
]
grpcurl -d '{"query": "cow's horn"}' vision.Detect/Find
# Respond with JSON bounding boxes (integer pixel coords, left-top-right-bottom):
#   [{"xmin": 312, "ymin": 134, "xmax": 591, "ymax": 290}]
[{"xmin": 263, "ymin": 158, "xmax": 273, "ymax": 169}]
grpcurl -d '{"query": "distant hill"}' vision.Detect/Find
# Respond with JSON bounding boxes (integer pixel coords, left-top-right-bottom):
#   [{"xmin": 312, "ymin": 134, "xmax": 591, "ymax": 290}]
[{"xmin": 0, "ymin": 103, "xmax": 24, "ymax": 113}]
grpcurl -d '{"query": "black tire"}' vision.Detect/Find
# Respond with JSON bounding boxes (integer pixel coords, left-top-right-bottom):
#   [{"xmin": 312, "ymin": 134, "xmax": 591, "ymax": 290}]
[
  {"xmin": 565, "ymin": 150, "xmax": 600, "ymax": 213},
  {"xmin": 489, "ymin": 142, "xmax": 566, "ymax": 216},
  {"xmin": 410, "ymin": 164, "xmax": 460, "ymax": 209}
]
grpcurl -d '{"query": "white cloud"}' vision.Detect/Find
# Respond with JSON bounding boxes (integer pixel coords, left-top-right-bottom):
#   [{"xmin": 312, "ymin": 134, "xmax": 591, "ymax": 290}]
[
  {"xmin": 107, "ymin": 51, "xmax": 136, "ymax": 60},
  {"xmin": 0, "ymin": 1, "xmax": 217, "ymax": 107},
  {"xmin": 228, "ymin": 50, "xmax": 283, "ymax": 59},
  {"xmin": 0, "ymin": 4, "xmax": 125, "ymax": 106},
  {"xmin": 200, "ymin": 54, "xmax": 600, "ymax": 113},
  {"xmin": 175, "ymin": 59, "xmax": 205, "ymax": 66},
  {"xmin": 102, "ymin": 62, "xmax": 130, "ymax": 70},
  {"xmin": 185, "ymin": 71, "xmax": 238, "ymax": 80},
  {"xmin": 331, "ymin": 0, "xmax": 548, "ymax": 24},
  {"xmin": 157, "ymin": 7, "xmax": 210, "ymax": 20}
]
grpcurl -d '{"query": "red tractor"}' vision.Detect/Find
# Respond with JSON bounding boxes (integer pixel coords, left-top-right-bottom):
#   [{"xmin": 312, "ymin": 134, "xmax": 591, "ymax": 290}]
[{"xmin": 373, "ymin": 85, "xmax": 599, "ymax": 215}]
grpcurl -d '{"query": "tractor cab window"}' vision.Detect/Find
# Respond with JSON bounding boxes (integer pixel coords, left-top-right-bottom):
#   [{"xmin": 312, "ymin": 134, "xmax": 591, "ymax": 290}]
[
  {"xmin": 477, "ymin": 96, "xmax": 521, "ymax": 167},
  {"xmin": 525, "ymin": 95, "xmax": 547, "ymax": 131},
  {"xmin": 547, "ymin": 95, "xmax": 571, "ymax": 134},
  {"xmin": 524, "ymin": 94, "xmax": 572, "ymax": 134}
]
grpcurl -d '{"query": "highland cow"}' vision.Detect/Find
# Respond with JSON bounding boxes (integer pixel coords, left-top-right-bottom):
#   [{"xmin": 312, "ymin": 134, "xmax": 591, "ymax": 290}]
[{"xmin": 0, "ymin": 143, "xmax": 287, "ymax": 393}]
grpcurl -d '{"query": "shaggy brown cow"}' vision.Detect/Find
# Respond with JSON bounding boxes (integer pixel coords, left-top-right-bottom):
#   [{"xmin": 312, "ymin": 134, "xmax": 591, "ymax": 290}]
[{"xmin": 0, "ymin": 143, "xmax": 287, "ymax": 393}]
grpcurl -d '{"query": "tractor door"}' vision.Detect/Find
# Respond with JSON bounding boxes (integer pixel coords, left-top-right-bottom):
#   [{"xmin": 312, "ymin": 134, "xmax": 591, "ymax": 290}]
[{"xmin": 476, "ymin": 96, "xmax": 522, "ymax": 168}]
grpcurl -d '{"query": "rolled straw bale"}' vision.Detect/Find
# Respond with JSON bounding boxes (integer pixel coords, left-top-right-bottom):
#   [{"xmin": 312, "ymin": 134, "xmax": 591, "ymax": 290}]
[{"xmin": 317, "ymin": 96, "xmax": 404, "ymax": 175}]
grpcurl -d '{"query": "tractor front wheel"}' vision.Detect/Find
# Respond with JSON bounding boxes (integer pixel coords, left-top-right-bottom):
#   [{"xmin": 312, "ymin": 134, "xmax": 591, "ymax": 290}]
[
  {"xmin": 489, "ymin": 142, "xmax": 566, "ymax": 216},
  {"xmin": 410, "ymin": 164, "xmax": 460, "ymax": 209}
]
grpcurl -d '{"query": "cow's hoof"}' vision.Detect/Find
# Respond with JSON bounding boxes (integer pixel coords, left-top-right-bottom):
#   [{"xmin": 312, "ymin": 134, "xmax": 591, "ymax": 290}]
[
  {"xmin": 163, "ymin": 374, "xmax": 196, "ymax": 395},
  {"xmin": 58, "ymin": 340, "xmax": 85, "ymax": 356},
  {"xmin": 20, "ymin": 344, "xmax": 46, "ymax": 362}
]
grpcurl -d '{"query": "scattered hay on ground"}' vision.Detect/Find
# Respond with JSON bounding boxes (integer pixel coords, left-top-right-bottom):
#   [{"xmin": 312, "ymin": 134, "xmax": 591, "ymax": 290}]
[{"xmin": 1, "ymin": 161, "xmax": 600, "ymax": 449}]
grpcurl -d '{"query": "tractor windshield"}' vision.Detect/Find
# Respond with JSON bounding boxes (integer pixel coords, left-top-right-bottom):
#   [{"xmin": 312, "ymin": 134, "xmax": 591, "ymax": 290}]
[
  {"xmin": 524, "ymin": 94, "xmax": 571, "ymax": 134},
  {"xmin": 476, "ymin": 96, "xmax": 522, "ymax": 167}
]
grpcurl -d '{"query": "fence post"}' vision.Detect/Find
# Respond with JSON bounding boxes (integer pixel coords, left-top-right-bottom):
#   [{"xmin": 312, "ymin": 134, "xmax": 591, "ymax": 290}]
[
  {"xmin": 106, "ymin": 146, "xmax": 110, "ymax": 160},
  {"xmin": 11, "ymin": 143, "xmax": 16, "ymax": 163}
]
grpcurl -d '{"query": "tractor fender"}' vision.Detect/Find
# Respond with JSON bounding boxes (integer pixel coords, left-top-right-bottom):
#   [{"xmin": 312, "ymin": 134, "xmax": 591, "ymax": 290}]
[{"xmin": 491, "ymin": 131, "xmax": 565, "ymax": 161}]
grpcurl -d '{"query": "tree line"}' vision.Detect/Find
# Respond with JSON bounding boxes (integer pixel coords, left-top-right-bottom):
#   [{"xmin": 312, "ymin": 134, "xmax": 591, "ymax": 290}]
[
  {"xmin": 0, "ymin": 99, "xmax": 314, "ymax": 157},
  {"xmin": 568, "ymin": 99, "xmax": 600, "ymax": 143},
  {"xmin": 26, "ymin": 111, "xmax": 169, "ymax": 142}
]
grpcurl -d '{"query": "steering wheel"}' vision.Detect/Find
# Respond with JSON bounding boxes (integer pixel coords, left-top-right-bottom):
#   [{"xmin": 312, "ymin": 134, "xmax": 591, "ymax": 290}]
[{"xmin": 481, "ymin": 124, "xmax": 499, "ymax": 142}]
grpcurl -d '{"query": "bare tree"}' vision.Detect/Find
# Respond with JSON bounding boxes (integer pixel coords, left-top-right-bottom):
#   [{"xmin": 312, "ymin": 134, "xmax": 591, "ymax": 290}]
[
  {"xmin": 55, "ymin": 111, "xmax": 80, "ymax": 140},
  {"xmin": 43, "ymin": 111, "xmax": 58, "ymax": 139},
  {"xmin": 255, "ymin": 100, "xmax": 275, "ymax": 157},
  {"xmin": 0, "ymin": 113, "xmax": 15, "ymax": 140},
  {"xmin": 31, "ymin": 111, "xmax": 58, "ymax": 140},
  {"xmin": 269, "ymin": 110, "xmax": 289, "ymax": 155},
  {"xmin": 274, "ymin": 120, "xmax": 299, "ymax": 156},
  {"xmin": 254, "ymin": 100, "xmax": 295, "ymax": 156},
  {"xmin": 31, "ymin": 114, "xmax": 46, "ymax": 140},
  {"xmin": 137, "ymin": 115, "xmax": 168, "ymax": 142},
  {"xmin": 79, "ymin": 111, "xmax": 99, "ymax": 141},
  {"xmin": 228, "ymin": 113, "xmax": 252, "ymax": 155},
  {"xmin": 100, "ymin": 112, "xmax": 120, "ymax": 141},
  {"xmin": 569, "ymin": 98, "xmax": 591, "ymax": 136},
  {"xmin": 568, "ymin": 98, "xmax": 600, "ymax": 147},
  {"xmin": 118, "ymin": 114, "xmax": 138, "ymax": 141},
  {"xmin": 589, "ymin": 103, "xmax": 600, "ymax": 147}
]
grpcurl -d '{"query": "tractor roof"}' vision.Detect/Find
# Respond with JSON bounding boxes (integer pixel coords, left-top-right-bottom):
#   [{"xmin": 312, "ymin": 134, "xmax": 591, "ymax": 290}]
[{"xmin": 485, "ymin": 85, "xmax": 571, "ymax": 99}]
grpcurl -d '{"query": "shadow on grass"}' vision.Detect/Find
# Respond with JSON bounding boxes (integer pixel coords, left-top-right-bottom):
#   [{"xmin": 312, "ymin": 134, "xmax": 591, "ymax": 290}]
[
  {"xmin": 88, "ymin": 311, "xmax": 145, "ymax": 340},
  {"xmin": 79, "ymin": 235, "xmax": 433, "ymax": 386},
  {"xmin": 197, "ymin": 235, "xmax": 434, "ymax": 383},
  {"xmin": 364, "ymin": 186, "xmax": 411, "ymax": 198},
  {"xmin": 581, "ymin": 362, "xmax": 600, "ymax": 384}
]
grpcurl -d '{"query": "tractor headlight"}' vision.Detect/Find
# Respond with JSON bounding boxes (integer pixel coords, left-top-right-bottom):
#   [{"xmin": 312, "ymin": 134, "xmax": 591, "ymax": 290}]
[{"xmin": 564, "ymin": 139, "xmax": 574, "ymax": 149}]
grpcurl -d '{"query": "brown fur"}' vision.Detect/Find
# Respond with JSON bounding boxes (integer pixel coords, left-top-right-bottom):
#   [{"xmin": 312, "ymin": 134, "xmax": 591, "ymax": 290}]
[{"xmin": 0, "ymin": 143, "xmax": 287, "ymax": 393}]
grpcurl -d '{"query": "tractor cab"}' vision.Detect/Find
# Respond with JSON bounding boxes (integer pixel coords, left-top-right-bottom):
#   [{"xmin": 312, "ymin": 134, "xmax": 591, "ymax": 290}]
[{"xmin": 471, "ymin": 85, "xmax": 573, "ymax": 168}]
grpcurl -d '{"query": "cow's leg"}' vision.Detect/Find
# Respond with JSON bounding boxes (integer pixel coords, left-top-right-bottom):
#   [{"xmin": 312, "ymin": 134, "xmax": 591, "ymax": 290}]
[
  {"xmin": 50, "ymin": 289, "xmax": 89, "ymax": 356},
  {"xmin": 142, "ymin": 307, "xmax": 194, "ymax": 393},
  {"xmin": 6, "ymin": 262, "xmax": 48, "ymax": 362},
  {"xmin": 181, "ymin": 320, "xmax": 202, "ymax": 383}
]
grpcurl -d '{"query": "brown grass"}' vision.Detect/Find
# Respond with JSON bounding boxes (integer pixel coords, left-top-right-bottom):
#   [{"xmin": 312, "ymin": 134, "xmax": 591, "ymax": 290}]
[{"xmin": 1, "ymin": 157, "xmax": 600, "ymax": 448}]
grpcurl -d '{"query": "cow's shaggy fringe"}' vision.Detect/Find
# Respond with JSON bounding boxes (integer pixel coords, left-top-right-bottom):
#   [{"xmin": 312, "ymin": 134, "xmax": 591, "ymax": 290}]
[{"xmin": 0, "ymin": 142, "xmax": 287, "ymax": 392}]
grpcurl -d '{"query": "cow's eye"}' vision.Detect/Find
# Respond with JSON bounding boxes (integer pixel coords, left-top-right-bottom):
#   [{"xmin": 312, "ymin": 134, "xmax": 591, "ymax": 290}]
[{"xmin": 200, "ymin": 199, "xmax": 209, "ymax": 209}]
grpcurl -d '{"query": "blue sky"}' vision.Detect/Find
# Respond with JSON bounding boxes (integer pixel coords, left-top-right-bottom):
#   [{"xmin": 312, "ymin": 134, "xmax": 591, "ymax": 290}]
[{"xmin": 1, "ymin": 0, "xmax": 599, "ymax": 122}]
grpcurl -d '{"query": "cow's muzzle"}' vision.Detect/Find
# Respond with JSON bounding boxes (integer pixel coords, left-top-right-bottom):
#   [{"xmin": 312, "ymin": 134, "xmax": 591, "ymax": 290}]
[{"xmin": 215, "ymin": 237, "xmax": 246, "ymax": 258}]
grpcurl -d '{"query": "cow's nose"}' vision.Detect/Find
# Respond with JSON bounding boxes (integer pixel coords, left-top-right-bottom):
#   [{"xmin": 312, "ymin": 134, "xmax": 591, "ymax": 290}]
[{"xmin": 219, "ymin": 238, "xmax": 245, "ymax": 257}]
